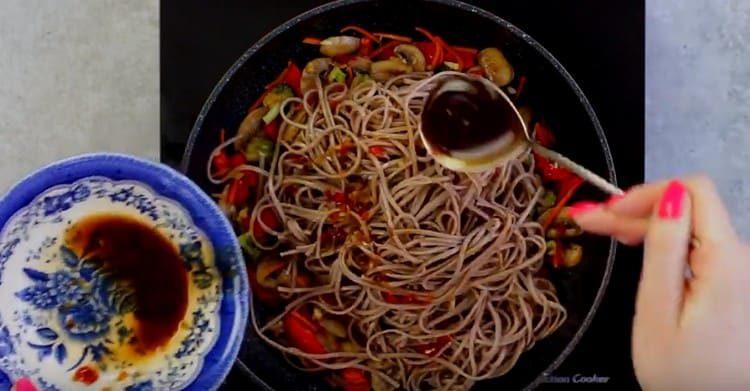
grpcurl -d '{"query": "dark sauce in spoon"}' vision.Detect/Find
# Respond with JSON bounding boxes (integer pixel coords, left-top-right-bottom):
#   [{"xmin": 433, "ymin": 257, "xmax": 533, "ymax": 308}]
[
  {"xmin": 421, "ymin": 74, "xmax": 524, "ymax": 155},
  {"xmin": 65, "ymin": 213, "xmax": 188, "ymax": 354}
]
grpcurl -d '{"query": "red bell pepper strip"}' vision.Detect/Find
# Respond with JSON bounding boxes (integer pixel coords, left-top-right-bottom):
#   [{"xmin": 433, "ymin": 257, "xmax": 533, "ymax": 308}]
[
  {"xmin": 229, "ymin": 153, "xmax": 246, "ymax": 168},
  {"xmin": 368, "ymin": 146, "xmax": 386, "ymax": 157},
  {"xmin": 341, "ymin": 25, "xmax": 380, "ymax": 43},
  {"xmin": 283, "ymin": 309, "xmax": 327, "ymax": 354},
  {"xmin": 516, "ymin": 75, "xmax": 528, "ymax": 98},
  {"xmin": 443, "ymin": 45, "xmax": 476, "ymax": 70},
  {"xmin": 248, "ymin": 267, "xmax": 281, "ymax": 306},
  {"xmin": 534, "ymin": 121, "xmax": 555, "ymax": 147},
  {"xmin": 415, "ymin": 42, "xmax": 438, "ymax": 66},
  {"xmin": 284, "ymin": 63, "xmax": 303, "ymax": 96},
  {"xmin": 436, "ymin": 37, "xmax": 464, "ymax": 70},
  {"xmin": 263, "ymin": 119, "xmax": 280, "ymax": 140},
  {"xmin": 370, "ymin": 40, "xmax": 400, "ymax": 60},
  {"xmin": 340, "ymin": 368, "xmax": 370, "ymax": 391},
  {"xmin": 227, "ymin": 171, "xmax": 259, "ymax": 206},
  {"xmin": 253, "ymin": 208, "xmax": 281, "ymax": 244},
  {"xmin": 302, "ymin": 37, "xmax": 323, "ymax": 45},
  {"xmin": 212, "ymin": 152, "xmax": 231, "ymax": 178},
  {"xmin": 413, "ymin": 335, "xmax": 452, "ymax": 356},
  {"xmin": 415, "ymin": 28, "xmax": 443, "ymax": 69},
  {"xmin": 383, "ymin": 291, "xmax": 431, "ymax": 305},
  {"xmin": 534, "ymin": 153, "xmax": 573, "ymax": 182},
  {"xmin": 358, "ymin": 37, "xmax": 373, "ymax": 57},
  {"xmin": 541, "ymin": 176, "xmax": 584, "ymax": 231},
  {"xmin": 550, "ymin": 239, "xmax": 564, "ymax": 268}
]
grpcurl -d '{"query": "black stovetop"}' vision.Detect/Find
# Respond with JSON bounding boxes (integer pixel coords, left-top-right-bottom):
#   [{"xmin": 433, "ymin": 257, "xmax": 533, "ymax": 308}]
[{"xmin": 161, "ymin": 1, "xmax": 644, "ymax": 389}]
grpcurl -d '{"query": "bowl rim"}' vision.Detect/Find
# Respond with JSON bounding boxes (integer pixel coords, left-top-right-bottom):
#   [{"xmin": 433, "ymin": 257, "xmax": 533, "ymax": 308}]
[
  {"xmin": 180, "ymin": 0, "xmax": 618, "ymax": 389},
  {"xmin": 0, "ymin": 152, "xmax": 249, "ymax": 391}
]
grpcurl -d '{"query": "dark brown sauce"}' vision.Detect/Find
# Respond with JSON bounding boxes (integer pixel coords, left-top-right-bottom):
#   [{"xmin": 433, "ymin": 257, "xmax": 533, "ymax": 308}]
[
  {"xmin": 421, "ymin": 75, "xmax": 524, "ymax": 154},
  {"xmin": 65, "ymin": 213, "xmax": 188, "ymax": 354}
]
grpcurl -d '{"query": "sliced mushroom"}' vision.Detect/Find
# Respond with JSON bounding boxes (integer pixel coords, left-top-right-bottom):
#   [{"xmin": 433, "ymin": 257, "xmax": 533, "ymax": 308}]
[
  {"xmin": 234, "ymin": 107, "xmax": 268, "ymax": 151},
  {"xmin": 301, "ymin": 58, "xmax": 332, "ymax": 94},
  {"xmin": 370, "ymin": 59, "xmax": 412, "ymax": 82},
  {"xmin": 319, "ymin": 36, "xmax": 361, "ymax": 57},
  {"xmin": 394, "ymin": 44, "xmax": 426, "ymax": 72},
  {"xmin": 348, "ymin": 56, "xmax": 372, "ymax": 73},
  {"xmin": 478, "ymin": 47, "xmax": 514, "ymax": 87}
]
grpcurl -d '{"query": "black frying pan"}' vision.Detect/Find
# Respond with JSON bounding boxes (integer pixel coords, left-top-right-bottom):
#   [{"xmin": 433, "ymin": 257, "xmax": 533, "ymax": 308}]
[{"xmin": 181, "ymin": 0, "xmax": 617, "ymax": 389}]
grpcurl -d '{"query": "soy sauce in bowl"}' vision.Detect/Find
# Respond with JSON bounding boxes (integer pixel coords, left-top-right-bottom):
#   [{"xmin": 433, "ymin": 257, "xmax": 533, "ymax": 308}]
[{"xmin": 64, "ymin": 213, "xmax": 189, "ymax": 357}]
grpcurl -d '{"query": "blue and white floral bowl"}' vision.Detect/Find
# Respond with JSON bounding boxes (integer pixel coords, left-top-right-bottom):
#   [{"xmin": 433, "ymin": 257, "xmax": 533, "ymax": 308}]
[{"xmin": 0, "ymin": 154, "xmax": 248, "ymax": 390}]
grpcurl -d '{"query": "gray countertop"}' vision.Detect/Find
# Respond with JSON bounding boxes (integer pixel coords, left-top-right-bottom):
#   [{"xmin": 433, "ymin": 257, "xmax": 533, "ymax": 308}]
[
  {"xmin": 0, "ymin": 1, "xmax": 747, "ymax": 236},
  {"xmin": 647, "ymin": 0, "xmax": 750, "ymax": 237},
  {"xmin": 0, "ymin": 0, "xmax": 158, "ymax": 191}
]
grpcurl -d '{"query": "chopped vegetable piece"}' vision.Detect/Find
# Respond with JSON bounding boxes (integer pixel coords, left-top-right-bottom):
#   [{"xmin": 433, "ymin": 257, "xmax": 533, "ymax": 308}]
[
  {"xmin": 284, "ymin": 310, "xmax": 327, "ymax": 354},
  {"xmin": 539, "ymin": 190, "xmax": 557, "ymax": 209},
  {"xmin": 534, "ymin": 121, "xmax": 555, "ymax": 147},
  {"xmin": 351, "ymin": 73, "xmax": 373, "ymax": 89},
  {"xmin": 320, "ymin": 36, "xmax": 361, "ymax": 57},
  {"xmin": 368, "ymin": 145, "xmax": 386, "ymax": 157},
  {"xmin": 383, "ymin": 291, "xmax": 431, "ymax": 305},
  {"xmin": 370, "ymin": 40, "xmax": 400, "ymax": 60},
  {"xmin": 478, "ymin": 47, "xmax": 514, "ymax": 87},
  {"xmin": 415, "ymin": 28, "xmax": 443, "ymax": 69},
  {"xmin": 413, "ymin": 335, "xmax": 452, "ymax": 356},
  {"xmin": 248, "ymin": 267, "xmax": 281, "ymax": 306},
  {"xmin": 328, "ymin": 66, "xmax": 347, "ymax": 83},
  {"xmin": 263, "ymin": 84, "xmax": 294, "ymax": 108},
  {"xmin": 550, "ymin": 239, "xmax": 564, "ymax": 268},
  {"xmin": 253, "ymin": 208, "xmax": 281, "ymax": 244},
  {"xmin": 226, "ymin": 171, "xmax": 259, "ymax": 206},
  {"xmin": 319, "ymin": 318, "xmax": 347, "ymax": 338},
  {"xmin": 341, "ymin": 368, "xmax": 370, "ymax": 391},
  {"xmin": 263, "ymin": 119, "xmax": 280, "ymax": 140},
  {"xmin": 541, "ymin": 176, "xmax": 584, "ymax": 231},
  {"xmin": 212, "ymin": 151, "xmax": 231, "ymax": 177},
  {"xmin": 284, "ymin": 63, "xmax": 303, "ymax": 96},
  {"xmin": 534, "ymin": 153, "xmax": 574, "ymax": 182},
  {"xmin": 238, "ymin": 232, "xmax": 262, "ymax": 261},
  {"xmin": 302, "ymin": 37, "xmax": 322, "ymax": 45},
  {"xmin": 262, "ymin": 103, "xmax": 281, "ymax": 124},
  {"xmin": 229, "ymin": 153, "xmax": 246, "ymax": 169},
  {"xmin": 563, "ymin": 243, "xmax": 583, "ymax": 267},
  {"xmin": 257, "ymin": 258, "xmax": 287, "ymax": 288},
  {"xmin": 358, "ymin": 37, "xmax": 373, "ymax": 56},
  {"xmin": 516, "ymin": 75, "xmax": 528, "ymax": 98},
  {"xmin": 73, "ymin": 366, "xmax": 98, "ymax": 385},
  {"xmin": 245, "ymin": 137, "xmax": 274, "ymax": 162}
]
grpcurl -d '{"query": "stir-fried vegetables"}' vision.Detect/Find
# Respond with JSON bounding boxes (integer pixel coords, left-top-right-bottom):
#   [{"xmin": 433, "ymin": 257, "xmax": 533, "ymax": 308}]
[{"xmin": 208, "ymin": 24, "xmax": 590, "ymax": 390}]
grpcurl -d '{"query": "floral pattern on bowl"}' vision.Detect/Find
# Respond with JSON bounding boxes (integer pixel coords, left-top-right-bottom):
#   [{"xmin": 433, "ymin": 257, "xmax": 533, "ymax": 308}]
[{"xmin": 0, "ymin": 177, "xmax": 223, "ymax": 390}]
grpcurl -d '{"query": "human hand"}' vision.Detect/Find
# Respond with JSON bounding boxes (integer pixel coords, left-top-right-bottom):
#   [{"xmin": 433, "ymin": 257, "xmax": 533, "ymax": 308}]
[{"xmin": 568, "ymin": 177, "xmax": 750, "ymax": 389}]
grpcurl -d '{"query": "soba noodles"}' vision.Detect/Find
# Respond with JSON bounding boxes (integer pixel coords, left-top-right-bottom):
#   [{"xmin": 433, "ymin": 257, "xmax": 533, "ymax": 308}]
[{"xmin": 207, "ymin": 27, "xmax": 581, "ymax": 390}]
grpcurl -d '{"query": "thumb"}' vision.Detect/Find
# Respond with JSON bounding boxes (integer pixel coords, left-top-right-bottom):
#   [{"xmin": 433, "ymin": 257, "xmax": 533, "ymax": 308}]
[{"xmin": 636, "ymin": 180, "xmax": 692, "ymax": 331}]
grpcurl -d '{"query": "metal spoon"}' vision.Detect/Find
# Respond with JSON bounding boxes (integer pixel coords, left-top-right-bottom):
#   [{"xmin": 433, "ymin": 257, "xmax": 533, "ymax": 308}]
[{"xmin": 419, "ymin": 73, "xmax": 623, "ymax": 196}]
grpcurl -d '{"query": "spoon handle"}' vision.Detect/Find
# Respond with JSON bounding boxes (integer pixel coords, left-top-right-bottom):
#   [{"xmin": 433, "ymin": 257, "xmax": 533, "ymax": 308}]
[{"xmin": 532, "ymin": 144, "xmax": 624, "ymax": 196}]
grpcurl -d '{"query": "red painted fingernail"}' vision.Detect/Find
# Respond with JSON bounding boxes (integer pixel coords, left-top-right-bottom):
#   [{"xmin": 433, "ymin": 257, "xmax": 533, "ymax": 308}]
[
  {"xmin": 606, "ymin": 194, "xmax": 625, "ymax": 206},
  {"xmin": 15, "ymin": 378, "xmax": 37, "ymax": 391},
  {"xmin": 658, "ymin": 180, "xmax": 686, "ymax": 219},
  {"xmin": 567, "ymin": 201, "xmax": 601, "ymax": 217}
]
